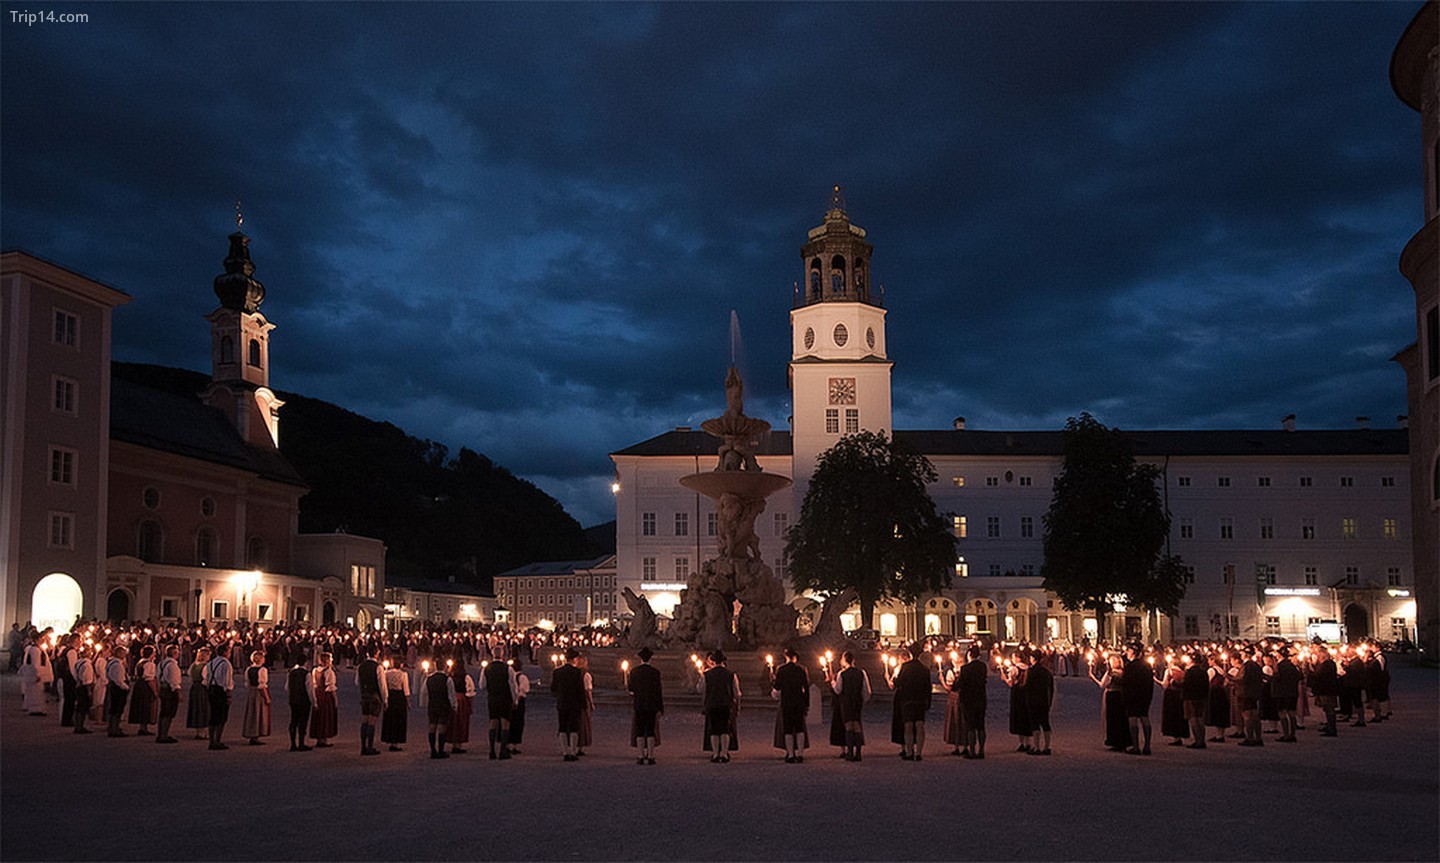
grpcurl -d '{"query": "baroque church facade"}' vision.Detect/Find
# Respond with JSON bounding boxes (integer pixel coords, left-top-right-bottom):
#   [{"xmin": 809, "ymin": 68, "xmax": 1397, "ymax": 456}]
[{"xmin": 612, "ymin": 193, "xmax": 1416, "ymax": 646}]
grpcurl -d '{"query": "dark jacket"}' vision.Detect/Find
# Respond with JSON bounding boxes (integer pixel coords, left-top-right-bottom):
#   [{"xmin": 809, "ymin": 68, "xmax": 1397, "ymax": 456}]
[
  {"xmin": 627, "ymin": 663, "xmax": 664, "ymax": 714},
  {"xmin": 893, "ymin": 659, "xmax": 933, "ymax": 709},
  {"xmin": 551, "ymin": 664, "xmax": 586, "ymax": 713},
  {"xmin": 772, "ymin": 662, "xmax": 810, "ymax": 714}
]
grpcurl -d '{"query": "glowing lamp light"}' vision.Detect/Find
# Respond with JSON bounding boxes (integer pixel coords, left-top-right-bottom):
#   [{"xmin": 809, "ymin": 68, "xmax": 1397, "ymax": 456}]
[{"xmin": 610, "ymin": 482, "xmax": 621, "ymax": 495}]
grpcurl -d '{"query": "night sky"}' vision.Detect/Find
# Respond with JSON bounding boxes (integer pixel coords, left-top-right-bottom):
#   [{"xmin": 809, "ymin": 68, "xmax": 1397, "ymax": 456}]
[{"xmin": 2, "ymin": 2, "xmax": 1423, "ymax": 527}]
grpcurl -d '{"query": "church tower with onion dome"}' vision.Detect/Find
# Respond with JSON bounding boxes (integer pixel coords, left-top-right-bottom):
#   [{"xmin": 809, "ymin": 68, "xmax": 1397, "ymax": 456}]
[
  {"xmin": 201, "ymin": 215, "xmax": 284, "ymax": 448},
  {"xmin": 788, "ymin": 186, "xmax": 894, "ymax": 493}
]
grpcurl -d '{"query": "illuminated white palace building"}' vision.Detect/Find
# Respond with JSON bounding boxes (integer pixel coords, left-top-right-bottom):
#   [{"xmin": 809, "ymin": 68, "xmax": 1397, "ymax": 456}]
[{"xmin": 612, "ymin": 194, "xmax": 1415, "ymax": 645}]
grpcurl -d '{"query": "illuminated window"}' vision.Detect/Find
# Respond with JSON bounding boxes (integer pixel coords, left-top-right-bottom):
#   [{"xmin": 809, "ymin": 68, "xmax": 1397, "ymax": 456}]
[
  {"xmin": 1341, "ymin": 518, "xmax": 1357, "ymax": 540},
  {"xmin": 952, "ymin": 515, "xmax": 967, "ymax": 538},
  {"xmin": 954, "ymin": 558, "xmax": 967, "ymax": 578},
  {"xmin": 1265, "ymin": 616, "xmax": 1281, "ymax": 635},
  {"xmin": 1382, "ymin": 518, "xmax": 1398, "ymax": 540},
  {"xmin": 951, "ymin": 477, "xmax": 965, "ymax": 487},
  {"xmin": 1392, "ymin": 618, "xmax": 1409, "ymax": 641}
]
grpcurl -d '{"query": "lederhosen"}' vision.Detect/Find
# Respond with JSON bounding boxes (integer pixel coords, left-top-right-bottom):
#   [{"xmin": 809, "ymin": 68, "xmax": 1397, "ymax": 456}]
[
  {"xmin": 425, "ymin": 671, "xmax": 453, "ymax": 725},
  {"xmin": 71, "ymin": 657, "xmax": 93, "ymax": 722},
  {"xmin": 836, "ymin": 666, "xmax": 866, "ymax": 745},
  {"xmin": 357, "ymin": 659, "xmax": 383, "ymax": 716},
  {"xmin": 158, "ymin": 658, "xmax": 181, "ymax": 719},
  {"xmin": 484, "ymin": 661, "xmax": 513, "ymax": 722},
  {"xmin": 701, "ymin": 666, "xmax": 738, "ymax": 751},
  {"xmin": 208, "ymin": 657, "xmax": 231, "ymax": 727},
  {"xmin": 288, "ymin": 666, "xmax": 312, "ymax": 732},
  {"xmin": 106, "ymin": 658, "xmax": 129, "ymax": 718}
]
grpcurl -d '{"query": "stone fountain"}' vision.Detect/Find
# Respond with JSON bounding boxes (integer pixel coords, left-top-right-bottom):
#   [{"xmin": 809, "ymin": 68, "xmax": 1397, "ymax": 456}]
[{"xmin": 666, "ymin": 366, "xmax": 799, "ymax": 650}]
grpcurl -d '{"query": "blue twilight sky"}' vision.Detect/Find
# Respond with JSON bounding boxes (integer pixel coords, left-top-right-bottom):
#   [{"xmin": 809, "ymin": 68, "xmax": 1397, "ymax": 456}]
[{"xmin": 1, "ymin": 2, "xmax": 1424, "ymax": 528}]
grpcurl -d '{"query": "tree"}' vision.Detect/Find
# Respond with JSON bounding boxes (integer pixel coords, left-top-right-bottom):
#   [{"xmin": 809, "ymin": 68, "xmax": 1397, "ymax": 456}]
[
  {"xmin": 1041, "ymin": 413, "xmax": 1186, "ymax": 639},
  {"xmin": 785, "ymin": 430, "xmax": 957, "ymax": 630}
]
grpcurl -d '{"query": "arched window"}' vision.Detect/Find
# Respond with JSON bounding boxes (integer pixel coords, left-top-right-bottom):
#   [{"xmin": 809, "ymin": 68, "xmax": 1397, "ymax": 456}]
[
  {"xmin": 220, "ymin": 336, "xmax": 235, "ymax": 364},
  {"xmin": 137, "ymin": 520, "xmax": 163, "ymax": 562},
  {"xmin": 247, "ymin": 338, "xmax": 262, "ymax": 367},
  {"xmin": 830, "ymin": 254, "xmax": 846, "ymax": 293},
  {"xmin": 245, "ymin": 536, "xmax": 267, "ymax": 569},
  {"xmin": 195, "ymin": 527, "xmax": 217, "ymax": 567}
]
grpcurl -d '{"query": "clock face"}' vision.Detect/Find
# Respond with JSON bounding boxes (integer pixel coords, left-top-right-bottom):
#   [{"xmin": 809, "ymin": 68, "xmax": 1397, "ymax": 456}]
[
  {"xmin": 803, "ymin": 327, "xmax": 815, "ymax": 350},
  {"xmin": 866, "ymin": 327, "xmax": 876, "ymax": 349},
  {"xmin": 828, "ymin": 377, "xmax": 856, "ymax": 405},
  {"xmin": 833, "ymin": 323, "xmax": 848, "ymax": 347}
]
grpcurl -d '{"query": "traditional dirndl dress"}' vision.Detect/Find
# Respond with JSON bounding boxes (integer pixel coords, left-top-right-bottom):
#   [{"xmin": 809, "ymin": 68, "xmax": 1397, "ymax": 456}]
[
  {"xmin": 242, "ymin": 667, "xmax": 270, "ymax": 738},
  {"xmin": 185, "ymin": 664, "xmax": 209, "ymax": 730},
  {"xmin": 381, "ymin": 688, "xmax": 408, "ymax": 744}
]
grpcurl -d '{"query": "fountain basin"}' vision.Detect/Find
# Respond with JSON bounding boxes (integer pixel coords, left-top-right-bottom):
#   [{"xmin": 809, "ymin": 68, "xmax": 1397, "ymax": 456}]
[{"xmin": 679, "ymin": 470, "xmax": 792, "ymax": 501}]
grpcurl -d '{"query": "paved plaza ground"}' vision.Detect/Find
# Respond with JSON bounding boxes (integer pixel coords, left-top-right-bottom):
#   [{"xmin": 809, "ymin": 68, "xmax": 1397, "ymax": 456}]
[{"xmin": 2, "ymin": 661, "xmax": 1436, "ymax": 862}]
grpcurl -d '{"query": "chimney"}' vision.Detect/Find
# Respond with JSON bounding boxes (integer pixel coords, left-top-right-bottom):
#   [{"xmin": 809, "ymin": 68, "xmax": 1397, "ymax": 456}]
[
  {"xmin": 1281, "ymin": 414, "xmax": 1296, "ymax": 432},
  {"xmin": 1355, "ymin": 416, "xmax": 1370, "ymax": 430},
  {"xmin": 1397, "ymin": 415, "xmax": 1409, "ymax": 429},
  {"xmin": 953, "ymin": 416, "xmax": 966, "ymax": 431}
]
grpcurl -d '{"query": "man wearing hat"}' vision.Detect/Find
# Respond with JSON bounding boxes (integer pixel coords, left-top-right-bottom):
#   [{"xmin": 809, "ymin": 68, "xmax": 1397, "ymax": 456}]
[{"xmin": 627, "ymin": 647, "xmax": 663, "ymax": 765}]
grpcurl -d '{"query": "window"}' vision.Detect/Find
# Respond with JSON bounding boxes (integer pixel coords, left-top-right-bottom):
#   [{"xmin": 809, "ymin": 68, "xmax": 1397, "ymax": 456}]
[
  {"xmin": 48, "ymin": 447, "xmax": 76, "ymax": 486},
  {"xmin": 1381, "ymin": 476, "xmax": 1395, "ymax": 487},
  {"xmin": 1427, "ymin": 305, "xmax": 1439, "ymax": 381},
  {"xmin": 1299, "ymin": 476, "xmax": 1312, "ymax": 487},
  {"xmin": 220, "ymin": 335, "xmax": 235, "ymax": 364},
  {"xmin": 1018, "ymin": 476, "xmax": 1032, "ymax": 487},
  {"xmin": 674, "ymin": 512, "xmax": 689, "ymax": 536},
  {"xmin": 985, "ymin": 477, "xmax": 999, "ymax": 487},
  {"xmin": 706, "ymin": 512, "xmax": 717, "ymax": 537},
  {"xmin": 1226, "ymin": 615, "xmax": 1240, "ymax": 636},
  {"xmin": 200, "ymin": 497, "xmax": 216, "ymax": 518},
  {"xmin": 137, "ymin": 520, "xmax": 163, "ymax": 562},
  {"xmin": 1344, "ymin": 566, "xmax": 1359, "ymax": 586},
  {"xmin": 951, "ymin": 476, "xmax": 965, "ymax": 487},
  {"xmin": 952, "ymin": 515, "xmax": 967, "ymax": 539},
  {"xmin": 1387, "ymin": 567, "xmax": 1402, "ymax": 587},
  {"xmin": 954, "ymin": 558, "xmax": 968, "ymax": 577},
  {"xmin": 160, "ymin": 597, "xmax": 179, "ymax": 619},
  {"xmin": 1257, "ymin": 476, "xmax": 1270, "ymax": 487},
  {"xmin": 1259, "ymin": 518, "xmax": 1274, "ymax": 539},
  {"xmin": 1179, "ymin": 518, "xmax": 1193, "ymax": 539},
  {"xmin": 1177, "ymin": 476, "xmax": 1191, "ymax": 487},
  {"xmin": 1339, "ymin": 476, "xmax": 1354, "ymax": 488},
  {"xmin": 1392, "ymin": 617, "xmax": 1409, "ymax": 641},
  {"xmin": 674, "ymin": 557, "xmax": 689, "ymax": 579},
  {"xmin": 1183, "ymin": 615, "xmax": 1199, "ymax": 637},
  {"xmin": 211, "ymin": 600, "xmax": 230, "ymax": 620},
  {"xmin": 641, "ymin": 512, "xmax": 656, "ymax": 536},
  {"xmin": 257, "ymin": 604, "xmax": 272, "ymax": 621},
  {"xmin": 248, "ymin": 338, "xmax": 262, "ymax": 367},
  {"xmin": 986, "ymin": 517, "xmax": 1000, "ymax": 538},
  {"xmin": 1341, "ymin": 518, "xmax": 1357, "ymax": 540},
  {"xmin": 48, "ymin": 512, "xmax": 74, "ymax": 549},
  {"xmin": 1218, "ymin": 477, "xmax": 1231, "ymax": 487},
  {"xmin": 1258, "ymin": 564, "xmax": 1276, "ymax": 585},
  {"xmin": 773, "ymin": 558, "xmax": 787, "ymax": 580},
  {"xmin": 1219, "ymin": 518, "xmax": 1233, "ymax": 540},
  {"xmin": 1222, "ymin": 566, "xmax": 1234, "ymax": 585},
  {"xmin": 825, "ymin": 409, "xmax": 839, "ymax": 434},
  {"xmin": 1020, "ymin": 516, "xmax": 1033, "ymax": 538},
  {"xmin": 844, "ymin": 409, "xmax": 859, "ymax": 433},
  {"xmin": 1304, "ymin": 566, "xmax": 1318, "ymax": 586},
  {"xmin": 143, "ymin": 487, "xmax": 161, "ymax": 509},
  {"xmin": 1301, "ymin": 518, "xmax": 1315, "ymax": 540},
  {"xmin": 195, "ymin": 527, "xmax": 216, "ymax": 566},
  {"xmin": 773, "ymin": 512, "xmax": 788, "ymax": 537},
  {"xmin": 246, "ymin": 536, "xmax": 267, "ymax": 568},
  {"xmin": 1020, "ymin": 564, "xmax": 1035, "ymax": 576},
  {"xmin": 988, "ymin": 564, "xmax": 1002, "ymax": 576},
  {"xmin": 52, "ymin": 308, "xmax": 78, "ymax": 347},
  {"xmin": 1383, "ymin": 518, "xmax": 1398, "ymax": 540},
  {"xmin": 1307, "ymin": 617, "xmax": 1322, "ymax": 627},
  {"xmin": 1265, "ymin": 616, "xmax": 1281, "ymax": 635},
  {"xmin": 350, "ymin": 564, "xmax": 376, "ymax": 598},
  {"xmin": 1181, "ymin": 566, "xmax": 1195, "ymax": 584},
  {"xmin": 52, "ymin": 376, "xmax": 77, "ymax": 415}
]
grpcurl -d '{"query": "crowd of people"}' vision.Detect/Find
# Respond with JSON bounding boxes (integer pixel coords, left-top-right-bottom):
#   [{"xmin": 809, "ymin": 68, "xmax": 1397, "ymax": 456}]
[{"xmin": 9, "ymin": 618, "xmax": 1401, "ymax": 767}]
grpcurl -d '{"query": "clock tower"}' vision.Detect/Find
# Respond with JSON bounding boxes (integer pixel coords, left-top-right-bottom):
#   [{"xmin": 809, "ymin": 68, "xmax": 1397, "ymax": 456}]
[
  {"xmin": 789, "ymin": 187, "xmax": 893, "ymax": 493},
  {"xmin": 201, "ymin": 228, "xmax": 284, "ymax": 448}
]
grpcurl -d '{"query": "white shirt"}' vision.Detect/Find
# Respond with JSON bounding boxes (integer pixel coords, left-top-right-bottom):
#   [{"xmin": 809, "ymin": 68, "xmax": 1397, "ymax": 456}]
[
  {"xmin": 383, "ymin": 667, "xmax": 410, "ymax": 698},
  {"xmin": 158, "ymin": 657, "xmax": 182, "ymax": 689},
  {"xmin": 106, "ymin": 657, "xmax": 130, "ymax": 690},
  {"xmin": 72, "ymin": 656, "xmax": 95, "ymax": 686},
  {"xmin": 514, "ymin": 672, "xmax": 531, "ymax": 700},
  {"xmin": 204, "ymin": 656, "xmax": 234, "ymax": 691}
]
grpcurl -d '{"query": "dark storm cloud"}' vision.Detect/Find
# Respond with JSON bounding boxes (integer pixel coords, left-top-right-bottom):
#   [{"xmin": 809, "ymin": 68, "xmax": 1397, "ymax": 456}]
[{"xmin": 1, "ymin": 2, "xmax": 1420, "ymax": 526}]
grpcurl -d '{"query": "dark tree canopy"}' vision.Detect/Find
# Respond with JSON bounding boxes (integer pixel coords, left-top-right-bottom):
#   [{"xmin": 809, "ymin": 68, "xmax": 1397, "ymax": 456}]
[
  {"xmin": 1041, "ymin": 413, "xmax": 1185, "ymax": 627},
  {"xmin": 785, "ymin": 430, "xmax": 957, "ymax": 629}
]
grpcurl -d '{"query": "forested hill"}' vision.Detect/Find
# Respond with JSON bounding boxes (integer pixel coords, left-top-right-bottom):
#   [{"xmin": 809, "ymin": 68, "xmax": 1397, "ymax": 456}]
[{"xmin": 112, "ymin": 362, "xmax": 597, "ymax": 590}]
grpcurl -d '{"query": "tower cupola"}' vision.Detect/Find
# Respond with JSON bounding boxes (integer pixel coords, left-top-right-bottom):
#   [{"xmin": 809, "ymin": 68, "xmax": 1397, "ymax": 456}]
[
  {"xmin": 213, "ymin": 231, "xmax": 266, "ymax": 313},
  {"xmin": 799, "ymin": 185, "xmax": 877, "ymax": 307}
]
